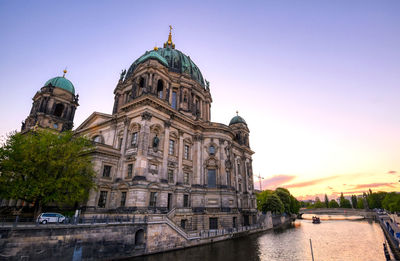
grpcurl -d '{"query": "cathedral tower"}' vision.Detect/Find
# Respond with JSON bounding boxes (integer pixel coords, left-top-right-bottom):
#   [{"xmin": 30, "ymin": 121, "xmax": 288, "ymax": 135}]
[{"xmin": 21, "ymin": 70, "xmax": 79, "ymax": 132}]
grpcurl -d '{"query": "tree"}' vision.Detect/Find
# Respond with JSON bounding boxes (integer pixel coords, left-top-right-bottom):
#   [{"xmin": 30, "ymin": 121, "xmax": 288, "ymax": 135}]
[
  {"xmin": 0, "ymin": 130, "xmax": 96, "ymax": 217},
  {"xmin": 261, "ymin": 193, "xmax": 284, "ymax": 214},
  {"xmin": 314, "ymin": 197, "xmax": 325, "ymax": 208},
  {"xmin": 289, "ymin": 195, "xmax": 300, "ymax": 214},
  {"xmin": 275, "ymin": 187, "xmax": 291, "ymax": 214},
  {"xmin": 356, "ymin": 197, "xmax": 364, "ymax": 209},
  {"xmin": 351, "ymin": 195, "xmax": 357, "ymax": 209},
  {"xmin": 339, "ymin": 193, "xmax": 352, "ymax": 208},
  {"xmin": 328, "ymin": 199, "xmax": 339, "ymax": 208},
  {"xmin": 324, "ymin": 194, "xmax": 329, "ymax": 208},
  {"xmin": 367, "ymin": 191, "xmax": 387, "ymax": 209},
  {"xmin": 382, "ymin": 192, "xmax": 400, "ymax": 213}
]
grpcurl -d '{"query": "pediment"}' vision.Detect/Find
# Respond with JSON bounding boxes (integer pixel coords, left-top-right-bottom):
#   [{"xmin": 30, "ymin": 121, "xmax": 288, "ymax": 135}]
[{"xmin": 75, "ymin": 112, "xmax": 113, "ymax": 132}]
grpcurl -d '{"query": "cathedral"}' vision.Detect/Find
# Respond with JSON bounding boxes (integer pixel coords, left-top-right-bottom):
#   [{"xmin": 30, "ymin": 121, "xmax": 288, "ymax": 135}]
[{"xmin": 22, "ymin": 29, "xmax": 257, "ymax": 231}]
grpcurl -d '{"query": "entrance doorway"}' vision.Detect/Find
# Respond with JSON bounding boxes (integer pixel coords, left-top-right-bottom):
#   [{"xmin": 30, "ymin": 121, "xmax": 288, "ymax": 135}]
[{"xmin": 167, "ymin": 193, "xmax": 172, "ymax": 210}]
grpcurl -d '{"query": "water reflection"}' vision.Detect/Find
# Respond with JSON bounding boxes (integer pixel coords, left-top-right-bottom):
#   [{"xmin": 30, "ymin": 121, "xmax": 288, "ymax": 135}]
[
  {"xmin": 302, "ymin": 213, "xmax": 365, "ymax": 220},
  {"xmin": 129, "ymin": 219, "xmax": 388, "ymax": 261}
]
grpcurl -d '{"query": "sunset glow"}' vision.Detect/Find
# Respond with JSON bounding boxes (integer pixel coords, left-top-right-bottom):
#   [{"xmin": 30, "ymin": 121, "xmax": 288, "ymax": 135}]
[{"xmin": 1, "ymin": 1, "xmax": 399, "ymax": 199}]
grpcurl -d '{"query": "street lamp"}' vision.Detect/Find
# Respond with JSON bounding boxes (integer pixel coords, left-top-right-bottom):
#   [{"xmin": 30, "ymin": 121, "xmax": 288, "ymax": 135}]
[{"xmin": 256, "ymin": 173, "xmax": 264, "ymax": 191}]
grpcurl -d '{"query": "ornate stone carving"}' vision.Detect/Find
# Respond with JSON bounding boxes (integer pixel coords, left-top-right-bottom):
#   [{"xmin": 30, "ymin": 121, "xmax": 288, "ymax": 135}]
[
  {"xmin": 193, "ymin": 133, "xmax": 203, "ymax": 141},
  {"xmin": 225, "ymin": 159, "xmax": 232, "ymax": 170},
  {"xmin": 141, "ymin": 111, "xmax": 152, "ymax": 121},
  {"xmin": 124, "ymin": 117, "xmax": 130, "ymax": 125},
  {"xmin": 164, "ymin": 120, "xmax": 171, "ymax": 128}
]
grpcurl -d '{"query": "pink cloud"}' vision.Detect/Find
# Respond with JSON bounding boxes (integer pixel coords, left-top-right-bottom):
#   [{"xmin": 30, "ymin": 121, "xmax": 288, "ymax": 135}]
[
  {"xmin": 284, "ymin": 175, "xmax": 341, "ymax": 189},
  {"xmin": 352, "ymin": 182, "xmax": 397, "ymax": 189},
  {"xmin": 259, "ymin": 174, "xmax": 296, "ymax": 189}
]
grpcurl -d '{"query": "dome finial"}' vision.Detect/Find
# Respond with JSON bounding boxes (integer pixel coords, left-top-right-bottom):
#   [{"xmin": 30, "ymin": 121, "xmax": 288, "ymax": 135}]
[
  {"xmin": 63, "ymin": 67, "xmax": 68, "ymax": 77},
  {"xmin": 236, "ymin": 110, "xmax": 239, "ymax": 116},
  {"xmin": 164, "ymin": 25, "xmax": 175, "ymax": 49}
]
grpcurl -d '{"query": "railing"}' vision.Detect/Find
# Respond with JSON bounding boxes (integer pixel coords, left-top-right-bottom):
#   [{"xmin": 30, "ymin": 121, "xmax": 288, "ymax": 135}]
[
  {"xmin": 0, "ymin": 215, "xmax": 265, "ymax": 241},
  {"xmin": 0, "ymin": 215, "xmax": 148, "ymax": 228}
]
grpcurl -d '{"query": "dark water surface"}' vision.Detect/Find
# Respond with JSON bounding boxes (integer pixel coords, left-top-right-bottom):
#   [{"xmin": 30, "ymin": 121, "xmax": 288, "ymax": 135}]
[{"xmin": 130, "ymin": 219, "xmax": 389, "ymax": 261}]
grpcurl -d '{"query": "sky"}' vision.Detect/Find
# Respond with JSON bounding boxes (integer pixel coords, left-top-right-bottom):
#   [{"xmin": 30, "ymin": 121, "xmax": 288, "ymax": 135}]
[{"xmin": 0, "ymin": 1, "xmax": 399, "ymax": 200}]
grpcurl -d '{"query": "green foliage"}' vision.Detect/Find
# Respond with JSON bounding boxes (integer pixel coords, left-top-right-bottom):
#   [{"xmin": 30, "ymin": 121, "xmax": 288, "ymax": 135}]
[
  {"xmin": 382, "ymin": 192, "xmax": 400, "ymax": 212},
  {"xmin": 289, "ymin": 195, "xmax": 300, "ymax": 214},
  {"xmin": 314, "ymin": 197, "xmax": 325, "ymax": 208},
  {"xmin": 356, "ymin": 197, "xmax": 364, "ymax": 209},
  {"xmin": 264, "ymin": 193, "xmax": 285, "ymax": 214},
  {"xmin": 339, "ymin": 193, "xmax": 352, "ymax": 208},
  {"xmin": 366, "ymin": 191, "xmax": 387, "ymax": 209},
  {"xmin": 275, "ymin": 187, "xmax": 291, "ymax": 214},
  {"xmin": 300, "ymin": 201, "xmax": 312, "ymax": 208},
  {"xmin": 256, "ymin": 187, "xmax": 300, "ymax": 214},
  {"xmin": 328, "ymin": 199, "xmax": 339, "ymax": 208},
  {"xmin": 351, "ymin": 195, "xmax": 357, "ymax": 208},
  {"xmin": 0, "ymin": 130, "xmax": 96, "ymax": 216},
  {"xmin": 324, "ymin": 194, "xmax": 329, "ymax": 208}
]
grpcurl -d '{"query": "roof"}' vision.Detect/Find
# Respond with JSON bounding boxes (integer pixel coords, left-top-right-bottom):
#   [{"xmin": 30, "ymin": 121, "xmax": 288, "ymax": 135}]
[{"xmin": 44, "ymin": 76, "xmax": 75, "ymax": 94}]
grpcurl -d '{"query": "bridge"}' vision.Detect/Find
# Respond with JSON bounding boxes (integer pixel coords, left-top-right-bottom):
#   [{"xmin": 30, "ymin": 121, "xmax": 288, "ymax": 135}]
[{"xmin": 299, "ymin": 208, "xmax": 375, "ymax": 219}]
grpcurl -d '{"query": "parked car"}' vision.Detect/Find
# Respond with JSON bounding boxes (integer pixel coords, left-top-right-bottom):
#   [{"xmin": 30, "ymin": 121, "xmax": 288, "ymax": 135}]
[{"xmin": 37, "ymin": 213, "xmax": 67, "ymax": 224}]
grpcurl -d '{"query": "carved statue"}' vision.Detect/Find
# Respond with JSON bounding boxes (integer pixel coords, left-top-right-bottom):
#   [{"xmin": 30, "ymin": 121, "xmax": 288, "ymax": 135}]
[
  {"xmin": 152, "ymin": 135, "xmax": 159, "ymax": 149},
  {"xmin": 131, "ymin": 83, "xmax": 137, "ymax": 99},
  {"xmin": 166, "ymin": 87, "xmax": 170, "ymax": 101},
  {"xmin": 119, "ymin": 69, "xmax": 126, "ymax": 81},
  {"xmin": 205, "ymin": 80, "xmax": 210, "ymax": 90}
]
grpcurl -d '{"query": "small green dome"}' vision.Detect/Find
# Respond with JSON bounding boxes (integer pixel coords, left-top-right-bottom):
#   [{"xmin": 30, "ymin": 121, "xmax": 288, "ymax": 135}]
[
  {"xmin": 229, "ymin": 115, "xmax": 247, "ymax": 126},
  {"xmin": 44, "ymin": 76, "xmax": 75, "ymax": 94}
]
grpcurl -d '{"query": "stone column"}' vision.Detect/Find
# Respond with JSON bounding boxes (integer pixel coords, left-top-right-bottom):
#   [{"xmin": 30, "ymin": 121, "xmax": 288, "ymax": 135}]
[
  {"xmin": 161, "ymin": 120, "xmax": 171, "ymax": 181},
  {"xmin": 136, "ymin": 112, "xmax": 152, "ymax": 176},
  {"xmin": 193, "ymin": 134, "xmax": 202, "ymax": 185},
  {"xmin": 177, "ymin": 130, "xmax": 184, "ymax": 183},
  {"xmin": 242, "ymin": 157, "xmax": 248, "ymax": 193},
  {"xmin": 234, "ymin": 157, "xmax": 240, "ymax": 191},
  {"xmin": 219, "ymin": 139, "xmax": 226, "ymax": 186},
  {"xmin": 117, "ymin": 118, "xmax": 130, "ymax": 179}
]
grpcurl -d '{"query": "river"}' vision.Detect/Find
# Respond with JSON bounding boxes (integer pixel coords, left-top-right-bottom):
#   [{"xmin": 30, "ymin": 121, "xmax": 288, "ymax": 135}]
[{"xmin": 130, "ymin": 218, "xmax": 391, "ymax": 261}]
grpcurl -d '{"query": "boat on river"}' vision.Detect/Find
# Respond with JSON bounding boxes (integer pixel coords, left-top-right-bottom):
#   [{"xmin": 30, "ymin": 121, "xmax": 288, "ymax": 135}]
[{"xmin": 312, "ymin": 216, "xmax": 321, "ymax": 224}]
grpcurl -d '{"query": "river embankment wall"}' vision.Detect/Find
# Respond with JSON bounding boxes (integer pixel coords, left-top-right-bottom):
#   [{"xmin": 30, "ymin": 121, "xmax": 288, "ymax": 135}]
[
  {"xmin": 0, "ymin": 213, "xmax": 293, "ymax": 261},
  {"xmin": 377, "ymin": 213, "xmax": 400, "ymax": 260}
]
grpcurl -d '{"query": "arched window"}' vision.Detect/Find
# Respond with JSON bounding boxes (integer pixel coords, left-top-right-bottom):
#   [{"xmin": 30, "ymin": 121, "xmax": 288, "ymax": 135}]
[
  {"xmin": 135, "ymin": 229, "xmax": 145, "ymax": 245},
  {"xmin": 93, "ymin": 135, "xmax": 102, "ymax": 143},
  {"xmin": 207, "ymin": 169, "xmax": 216, "ymax": 188},
  {"xmin": 157, "ymin": 80, "xmax": 163, "ymax": 99},
  {"xmin": 54, "ymin": 103, "xmax": 64, "ymax": 117},
  {"xmin": 209, "ymin": 145, "xmax": 215, "ymax": 155}
]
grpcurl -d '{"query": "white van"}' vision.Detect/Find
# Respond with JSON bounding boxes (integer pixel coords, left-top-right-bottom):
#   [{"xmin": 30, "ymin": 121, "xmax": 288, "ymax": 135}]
[{"xmin": 37, "ymin": 213, "xmax": 66, "ymax": 224}]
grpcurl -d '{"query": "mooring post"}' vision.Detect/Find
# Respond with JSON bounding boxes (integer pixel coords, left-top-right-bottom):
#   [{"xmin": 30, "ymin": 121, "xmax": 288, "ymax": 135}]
[{"xmin": 310, "ymin": 238, "xmax": 315, "ymax": 261}]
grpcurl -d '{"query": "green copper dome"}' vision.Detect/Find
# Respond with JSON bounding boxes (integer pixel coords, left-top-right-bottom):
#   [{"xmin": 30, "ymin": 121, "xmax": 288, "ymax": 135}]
[
  {"xmin": 126, "ymin": 47, "xmax": 205, "ymax": 87},
  {"xmin": 136, "ymin": 51, "xmax": 169, "ymax": 67},
  {"xmin": 45, "ymin": 76, "xmax": 75, "ymax": 94},
  {"xmin": 229, "ymin": 115, "xmax": 247, "ymax": 126}
]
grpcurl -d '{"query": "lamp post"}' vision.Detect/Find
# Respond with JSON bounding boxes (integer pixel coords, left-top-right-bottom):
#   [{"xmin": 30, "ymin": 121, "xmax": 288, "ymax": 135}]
[{"xmin": 256, "ymin": 173, "xmax": 264, "ymax": 191}]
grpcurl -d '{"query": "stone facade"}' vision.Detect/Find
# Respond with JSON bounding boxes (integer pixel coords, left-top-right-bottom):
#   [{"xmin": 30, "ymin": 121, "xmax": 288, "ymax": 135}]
[
  {"xmin": 75, "ymin": 32, "xmax": 257, "ymax": 231},
  {"xmin": 21, "ymin": 72, "xmax": 79, "ymax": 133}
]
